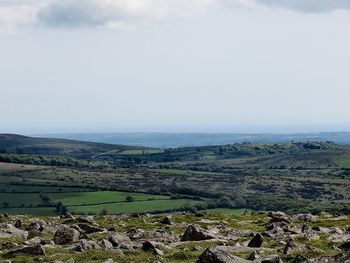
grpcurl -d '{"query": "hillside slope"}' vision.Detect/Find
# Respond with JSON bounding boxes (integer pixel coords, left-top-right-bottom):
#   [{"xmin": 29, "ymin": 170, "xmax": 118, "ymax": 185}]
[{"xmin": 0, "ymin": 134, "xmax": 137, "ymax": 159}]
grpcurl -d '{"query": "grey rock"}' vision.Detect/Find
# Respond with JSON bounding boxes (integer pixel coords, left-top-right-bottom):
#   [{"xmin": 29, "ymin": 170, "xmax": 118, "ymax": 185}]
[
  {"xmin": 74, "ymin": 239, "xmax": 101, "ymax": 251},
  {"xmin": 142, "ymin": 240, "xmax": 164, "ymax": 255},
  {"xmin": 181, "ymin": 225, "xmax": 215, "ymax": 241},
  {"xmin": 54, "ymin": 226, "xmax": 80, "ymax": 245},
  {"xmin": 197, "ymin": 248, "xmax": 251, "ymax": 263},
  {"xmin": 14, "ymin": 219, "xmax": 22, "ymax": 228},
  {"xmin": 77, "ymin": 223, "xmax": 104, "ymax": 234},
  {"xmin": 0, "ymin": 224, "xmax": 28, "ymax": 239},
  {"xmin": 160, "ymin": 216, "xmax": 172, "ymax": 225},
  {"xmin": 261, "ymin": 256, "xmax": 284, "ymax": 263},
  {"xmin": 100, "ymin": 239, "xmax": 114, "ymax": 250},
  {"xmin": 247, "ymin": 234, "xmax": 264, "ymax": 248},
  {"xmin": 5, "ymin": 244, "xmax": 46, "ymax": 257}
]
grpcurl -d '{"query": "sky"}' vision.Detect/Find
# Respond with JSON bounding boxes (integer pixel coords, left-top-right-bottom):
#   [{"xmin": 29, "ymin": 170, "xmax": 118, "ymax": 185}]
[{"xmin": 0, "ymin": 0, "xmax": 350, "ymax": 134}]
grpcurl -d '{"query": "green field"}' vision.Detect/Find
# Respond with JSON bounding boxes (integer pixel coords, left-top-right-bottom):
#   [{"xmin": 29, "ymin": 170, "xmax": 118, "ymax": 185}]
[
  {"xmin": 119, "ymin": 149, "xmax": 164, "ymax": 155},
  {"xmin": 68, "ymin": 199, "xmax": 203, "ymax": 214},
  {"xmin": 0, "ymin": 190, "xmax": 203, "ymax": 215},
  {"xmin": 334, "ymin": 154, "xmax": 350, "ymax": 168},
  {"xmin": 205, "ymin": 208, "xmax": 252, "ymax": 215}
]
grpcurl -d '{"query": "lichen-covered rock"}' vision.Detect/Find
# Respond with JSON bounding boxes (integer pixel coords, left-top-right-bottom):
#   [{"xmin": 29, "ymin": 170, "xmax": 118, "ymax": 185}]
[
  {"xmin": 0, "ymin": 224, "xmax": 28, "ymax": 239},
  {"xmin": 74, "ymin": 239, "xmax": 101, "ymax": 251},
  {"xmin": 54, "ymin": 225, "xmax": 80, "ymax": 245},
  {"xmin": 197, "ymin": 248, "xmax": 251, "ymax": 263},
  {"xmin": 181, "ymin": 225, "xmax": 215, "ymax": 241},
  {"xmin": 5, "ymin": 244, "xmax": 46, "ymax": 257},
  {"xmin": 143, "ymin": 240, "xmax": 164, "ymax": 255},
  {"xmin": 77, "ymin": 223, "xmax": 104, "ymax": 234},
  {"xmin": 247, "ymin": 233, "xmax": 264, "ymax": 248},
  {"xmin": 160, "ymin": 216, "xmax": 173, "ymax": 225}
]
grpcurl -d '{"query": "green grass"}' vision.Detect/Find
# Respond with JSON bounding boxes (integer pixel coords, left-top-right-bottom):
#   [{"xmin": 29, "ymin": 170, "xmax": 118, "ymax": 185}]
[
  {"xmin": 149, "ymin": 168, "xmax": 192, "ymax": 175},
  {"xmin": 204, "ymin": 208, "xmax": 252, "ymax": 215},
  {"xmin": 333, "ymin": 154, "xmax": 350, "ymax": 168},
  {"xmin": 119, "ymin": 149, "xmax": 164, "ymax": 155},
  {"xmin": 0, "ymin": 191, "xmax": 169, "ymax": 207},
  {"xmin": 0, "ymin": 207, "xmax": 57, "ymax": 216},
  {"xmin": 68, "ymin": 199, "xmax": 203, "ymax": 214},
  {"xmin": 48, "ymin": 191, "xmax": 169, "ymax": 206}
]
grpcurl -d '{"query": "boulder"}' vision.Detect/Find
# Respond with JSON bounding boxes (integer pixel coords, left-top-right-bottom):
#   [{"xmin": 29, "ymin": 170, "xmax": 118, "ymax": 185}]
[
  {"xmin": 311, "ymin": 250, "xmax": 350, "ymax": 262},
  {"xmin": 247, "ymin": 250, "xmax": 262, "ymax": 261},
  {"xmin": 261, "ymin": 256, "xmax": 284, "ymax": 263},
  {"xmin": 54, "ymin": 226, "xmax": 80, "ymax": 245},
  {"xmin": 14, "ymin": 219, "xmax": 23, "ymax": 228},
  {"xmin": 108, "ymin": 231, "xmax": 131, "ymax": 247},
  {"xmin": 160, "ymin": 216, "xmax": 173, "ymax": 225},
  {"xmin": 247, "ymin": 234, "xmax": 264, "ymax": 248},
  {"xmin": 142, "ymin": 240, "xmax": 164, "ymax": 255},
  {"xmin": 5, "ymin": 244, "xmax": 46, "ymax": 257},
  {"xmin": 197, "ymin": 248, "xmax": 251, "ymax": 263},
  {"xmin": 181, "ymin": 225, "xmax": 215, "ymax": 241},
  {"xmin": 100, "ymin": 239, "xmax": 114, "ymax": 250},
  {"xmin": 77, "ymin": 223, "xmax": 104, "ymax": 234},
  {"xmin": 268, "ymin": 212, "xmax": 291, "ymax": 224},
  {"xmin": 74, "ymin": 239, "xmax": 101, "ymax": 251},
  {"xmin": 0, "ymin": 224, "xmax": 28, "ymax": 239}
]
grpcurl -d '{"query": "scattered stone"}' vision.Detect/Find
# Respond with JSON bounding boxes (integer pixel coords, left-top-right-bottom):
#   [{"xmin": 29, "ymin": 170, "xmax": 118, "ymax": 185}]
[
  {"xmin": 294, "ymin": 214, "xmax": 317, "ymax": 222},
  {"xmin": 108, "ymin": 231, "xmax": 131, "ymax": 247},
  {"xmin": 247, "ymin": 250, "xmax": 262, "ymax": 261},
  {"xmin": 261, "ymin": 256, "xmax": 284, "ymax": 263},
  {"xmin": 247, "ymin": 234, "xmax": 264, "ymax": 248},
  {"xmin": 103, "ymin": 259, "xmax": 115, "ymax": 263},
  {"xmin": 193, "ymin": 245, "xmax": 203, "ymax": 251},
  {"xmin": 77, "ymin": 223, "xmax": 104, "ymax": 234},
  {"xmin": 14, "ymin": 219, "xmax": 22, "ymax": 228},
  {"xmin": 24, "ymin": 236, "xmax": 44, "ymax": 245},
  {"xmin": 100, "ymin": 239, "xmax": 114, "ymax": 250},
  {"xmin": 5, "ymin": 244, "xmax": 46, "ymax": 257},
  {"xmin": 339, "ymin": 241, "xmax": 350, "ymax": 250},
  {"xmin": 197, "ymin": 247, "xmax": 251, "ymax": 263},
  {"xmin": 74, "ymin": 239, "xmax": 101, "ymax": 251},
  {"xmin": 294, "ymin": 255, "xmax": 309, "ymax": 262},
  {"xmin": 181, "ymin": 225, "xmax": 215, "ymax": 241},
  {"xmin": 0, "ymin": 224, "xmax": 28, "ymax": 239},
  {"xmin": 268, "ymin": 212, "xmax": 291, "ymax": 224},
  {"xmin": 126, "ymin": 228, "xmax": 146, "ymax": 240},
  {"xmin": 142, "ymin": 240, "xmax": 164, "ymax": 255},
  {"xmin": 54, "ymin": 226, "xmax": 80, "ymax": 245},
  {"xmin": 160, "ymin": 216, "xmax": 172, "ymax": 225}
]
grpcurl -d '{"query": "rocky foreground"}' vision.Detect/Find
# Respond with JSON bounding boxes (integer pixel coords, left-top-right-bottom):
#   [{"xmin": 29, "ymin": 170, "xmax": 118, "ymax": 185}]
[{"xmin": 0, "ymin": 211, "xmax": 350, "ymax": 263}]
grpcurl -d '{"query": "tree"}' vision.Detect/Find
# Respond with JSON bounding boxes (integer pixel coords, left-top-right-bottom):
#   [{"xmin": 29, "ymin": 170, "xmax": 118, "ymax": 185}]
[
  {"xmin": 59, "ymin": 205, "xmax": 68, "ymax": 216},
  {"xmin": 100, "ymin": 208, "xmax": 109, "ymax": 215},
  {"xmin": 55, "ymin": 201, "xmax": 63, "ymax": 212},
  {"xmin": 126, "ymin": 195, "xmax": 135, "ymax": 202}
]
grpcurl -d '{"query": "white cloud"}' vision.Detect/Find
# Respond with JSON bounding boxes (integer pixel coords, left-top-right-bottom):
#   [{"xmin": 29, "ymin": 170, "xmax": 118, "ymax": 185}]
[
  {"xmin": 255, "ymin": 0, "xmax": 350, "ymax": 13},
  {"xmin": 0, "ymin": 0, "xmax": 349, "ymax": 32}
]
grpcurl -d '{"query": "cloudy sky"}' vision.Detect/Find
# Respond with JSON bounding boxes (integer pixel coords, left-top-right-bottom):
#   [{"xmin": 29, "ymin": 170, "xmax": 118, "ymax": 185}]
[{"xmin": 0, "ymin": 0, "xmax": 350, "ymax": 134}]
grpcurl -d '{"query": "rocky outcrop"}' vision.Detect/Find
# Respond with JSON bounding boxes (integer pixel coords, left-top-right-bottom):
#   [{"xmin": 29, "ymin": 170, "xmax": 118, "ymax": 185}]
[
  {"xmin": 247, "ymin": 233, "xmax": 264, "ymax": 248},
  {"xmin": 54, "ymin": 226, "xmax": 80, "ymax": 245},
  {"xmin": 0, "ymin": 224, "xmax": 28, "ymax": 239},
  {"xmin": 5, "ymin": 244, "xmax": 46, "ymax": 257},
  {"xmin": 181, "ymin": 225, "xmax": 215, "ymax": 241},
  {"xmin": 197, "ymin": 248, "xmax": 251, "ymax": 263},
  {"xmin": 77, "ymin": 223, "xmax": 104, "ymax": 234}
]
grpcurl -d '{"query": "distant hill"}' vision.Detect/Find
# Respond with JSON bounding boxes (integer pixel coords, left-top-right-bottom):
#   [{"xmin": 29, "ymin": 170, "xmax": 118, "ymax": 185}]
[
  {"xmin": 0, "ymin": 134, "xmax": 137, "ymax": 159},
  {"xmin": 37, "ymin": 132, "xmax": 350, "ymax": 148}
]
